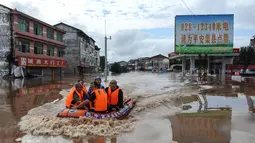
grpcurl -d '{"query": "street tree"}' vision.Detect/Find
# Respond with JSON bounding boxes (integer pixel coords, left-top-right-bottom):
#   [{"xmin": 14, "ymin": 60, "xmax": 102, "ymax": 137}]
[{"xmin": 239, "ymin": 46, "xmax": 255, "ymax": 71}]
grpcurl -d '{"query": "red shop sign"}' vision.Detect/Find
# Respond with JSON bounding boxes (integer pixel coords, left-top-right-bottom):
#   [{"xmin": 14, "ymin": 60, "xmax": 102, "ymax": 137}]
[
  {"xmin": 18, "ymin": 57, "xmax": 67, "ymax": 67},
  {"xmin": 233, "ymin": 48, "xmax": 240, "ymax": 53},
  {"xmin": 168, "ymin": 52, "xmax": 180, "ymax": 57}
]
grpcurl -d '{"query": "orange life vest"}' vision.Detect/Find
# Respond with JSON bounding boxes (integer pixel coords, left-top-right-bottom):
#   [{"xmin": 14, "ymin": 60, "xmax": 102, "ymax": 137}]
[
  {"xmin": 107, "ymin": 87, "xmax": 120, "ymax": 105},
  {"xmin": 65, "ymin": 88, "xmax": 84, "ymax": 108},
  {"xmin": 90, "ymin": 89, "xmax": 108, "ymax": 112}
]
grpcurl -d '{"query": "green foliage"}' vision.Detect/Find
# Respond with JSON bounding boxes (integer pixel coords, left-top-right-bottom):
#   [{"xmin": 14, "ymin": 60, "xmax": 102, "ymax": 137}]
[
  {"xmin": 238, "ymin": 46, "xmax": 255, "ymax": 68},
  {"xmin": 110, "ymin": 62, "xmax": 128, "ymax": 73}
]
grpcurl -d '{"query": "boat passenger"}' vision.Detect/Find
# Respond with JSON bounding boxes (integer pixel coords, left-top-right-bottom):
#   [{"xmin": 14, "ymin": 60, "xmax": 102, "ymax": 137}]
[
  {"xmin": 105, "ymin": 80, "xmax": 124, "ymax": 111},
  {"xmin": 88, "ymin": 81, "xmax": 108, "ymax": 113},
  {"xmin": 77, "ymin": 79, "xmax": 89, "ymax": 99},
  {"xmin": 65, "ymin": 82, "xmax": 90, "ymax": 109},
  {"xmin": 88, "ymin": 77, "xmax": 105, "ymax": 95}
]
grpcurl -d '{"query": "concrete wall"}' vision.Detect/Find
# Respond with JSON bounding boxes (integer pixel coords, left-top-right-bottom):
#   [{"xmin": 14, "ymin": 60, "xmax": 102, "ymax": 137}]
[
  {"xmin": 54, "ymin": 24, "xmax": 79, "ymax": 75},
  {"xmin": 55, "ymin": 23, "xmax": 99, "ymax": 74},
  {"xmin": 0, "ymin": 6, "xmax": 11, "ymax": 70},
  {"xmin": 150, "ymin": 57, "xmax": 165, "ymax": 69}
]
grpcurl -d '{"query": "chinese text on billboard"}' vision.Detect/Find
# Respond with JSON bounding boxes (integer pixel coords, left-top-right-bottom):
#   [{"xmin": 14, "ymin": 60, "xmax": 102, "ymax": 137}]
[{"xmin": 175, "ymin": 14, "xmax": 234, "ymax": 54}]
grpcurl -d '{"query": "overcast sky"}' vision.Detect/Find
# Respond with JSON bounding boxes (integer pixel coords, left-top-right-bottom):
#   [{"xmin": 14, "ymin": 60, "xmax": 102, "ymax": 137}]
[{"xmin": 1, "ymin": 0, "xmax": 254, "ymax": 62}]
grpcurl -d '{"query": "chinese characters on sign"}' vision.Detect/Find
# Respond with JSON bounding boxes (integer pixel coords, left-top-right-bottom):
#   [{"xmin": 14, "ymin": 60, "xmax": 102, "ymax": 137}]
[
  {"xmin": 180, "ymin": 21, "xmax": 229, "ymax": 45},
  {"xmin": 181, "ymin": 21, "xmax": 229, "ymax": 32},
  {"xmin": 18, "ymin": 57, "xmax": 67, "ymax": 67},
  {"xmin": 175, "ymin": 14, "xmax": 234, "ymax": 54},
  {"xmin": 20, "ymin": 57, "xmax": 27, "ymax": 66},
  {"xmin": 180, "ymin": 33, "xmax": 229, "ymax": 45}
]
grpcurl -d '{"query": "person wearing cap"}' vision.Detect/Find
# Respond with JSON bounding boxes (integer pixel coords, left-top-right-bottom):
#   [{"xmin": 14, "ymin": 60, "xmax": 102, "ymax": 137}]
[
  {"xmin": 88, "ymin": 81, "xmax": 108, "ymax": 113},
  {"xmin": 65, "ymin": 82, "xmax": 90, "ymax": 109},
  {"xmin": 105, "ymin": 80, "xmax": 123, "ymax": 111},
  {"xmin": 88, "ymin": 77, "xmax": 105, "ymax": 96}
]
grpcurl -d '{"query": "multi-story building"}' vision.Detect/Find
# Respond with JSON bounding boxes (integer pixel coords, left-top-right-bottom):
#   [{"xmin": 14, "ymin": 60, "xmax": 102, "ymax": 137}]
[
  {"xmin": 0, "ymin": 5, "xmax": 12, "ymax": 74},
  {"xmin": 127, "ymin": 59, "xmax": 136, "ymax": 70},
  {"xmin": 54, "ymin": 22, "xmax": 100, "ymax": 75},
  {"xmin": 0, "ymin": 6, "xmax": 67, "ymax": 77}
]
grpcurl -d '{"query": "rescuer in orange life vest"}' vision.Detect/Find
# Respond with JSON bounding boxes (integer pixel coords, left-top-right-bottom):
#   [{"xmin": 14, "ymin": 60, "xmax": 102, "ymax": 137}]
[
  {"xmin": 65, "ymin": 82, "xmax": 90, "ymax": 109},
  {"xmin": 77, "ymin": 79, "xmax": 88, "ymax": 96},
  {"xmin": 105, "ymin": 80, "xmax": 124, "ymax": 111},
  {"xmin": 88, "ymin": 81, "xmax": 108, "ymax": 113}
]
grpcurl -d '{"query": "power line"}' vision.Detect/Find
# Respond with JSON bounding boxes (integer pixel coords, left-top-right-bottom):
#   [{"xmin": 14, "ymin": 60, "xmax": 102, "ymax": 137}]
[{"xmin": 181, "ymin": 0, "xmax": 195, "ymax": 15}]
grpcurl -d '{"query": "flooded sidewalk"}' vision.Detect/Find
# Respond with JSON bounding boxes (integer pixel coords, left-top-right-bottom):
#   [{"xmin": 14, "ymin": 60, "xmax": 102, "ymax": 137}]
[{"xmin": 0, "ymin": 72, "xmax": 255, "ymax": 143}]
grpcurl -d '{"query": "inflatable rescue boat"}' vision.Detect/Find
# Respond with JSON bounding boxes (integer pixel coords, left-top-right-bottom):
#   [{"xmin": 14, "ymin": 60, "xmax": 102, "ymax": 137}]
[{"xmin": 57, "ymin": 99, "xmax": 136, "ymax": 120}]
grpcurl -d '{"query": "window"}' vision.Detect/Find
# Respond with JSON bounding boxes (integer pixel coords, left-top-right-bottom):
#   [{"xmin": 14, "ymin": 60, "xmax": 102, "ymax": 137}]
[
  {"xmin": 34, "ymin": 43, "xmax": 43, "ymax": 55},
  {"xmin": 57, "ymin": 48, "xmax": 63, "ymax": 57},
  {"xmin": 47, "ymin": 28, "xmax": 54, "ymax": 39},
  {"xmin": 34, "ymin": 23, "xmax": 43, "ymax": 36},
  {"xmin": 18, "ymin": 39, "xmax": 30, "ymax": 53},
  {"xmin": 47, "ymin": 45, "xmax": 54, "ymax": 56},
  {"xmin": 57, "ymin": 32, "xmax": 63, "ymax": 42},
  {"xmin": 18, "ymin": 17, "xmax": 29, "ymax": 32}
]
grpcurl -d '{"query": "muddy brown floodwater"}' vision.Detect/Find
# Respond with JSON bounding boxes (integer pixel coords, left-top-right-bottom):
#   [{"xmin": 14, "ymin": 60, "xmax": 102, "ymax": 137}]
[{"xmin": 0, "ymin": 72, "xmax": 255, "ymax": 143}]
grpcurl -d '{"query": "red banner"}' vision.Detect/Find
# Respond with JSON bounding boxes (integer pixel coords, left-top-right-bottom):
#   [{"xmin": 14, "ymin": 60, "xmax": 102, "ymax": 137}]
[
  {"xmin": 233, "ymin": 48, "xmax": 240, "ymax": 53},
  {"xmin": 18, "ymin": 57, "xmax": 67, "ymax": 67}
]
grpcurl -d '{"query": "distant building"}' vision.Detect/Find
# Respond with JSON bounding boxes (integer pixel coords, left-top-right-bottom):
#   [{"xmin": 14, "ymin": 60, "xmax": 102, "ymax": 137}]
[
  {"xmin": 54, "ymin": 22, "xmax": 100, "ymax": 75},
  {"xmin": 127, "ymin": 59, "xmax": 136, "ymax": 70},
  {"xmin": 134, "ymin": 59, "xmax": 138, "ymax": 70},
  {"xmin": 0, "ymin": 4, "xmax": 67, "ymax": 77},
  {"xmin": 149, "ymin": 54, "xmax": 168, "ymax": 70},
  {"xmin": 139, "ymin": 57, "xmax": 150, "ymax": 70},
  {"xmin": 118, "ymin": 61, "xmax": 128, "ymax": 67}
]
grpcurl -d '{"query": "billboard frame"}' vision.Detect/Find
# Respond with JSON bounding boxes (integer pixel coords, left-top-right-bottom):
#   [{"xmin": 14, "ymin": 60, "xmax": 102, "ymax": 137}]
[{"xmin": 174, "ymin": 14, "xmax": 234, "ymax": 54}]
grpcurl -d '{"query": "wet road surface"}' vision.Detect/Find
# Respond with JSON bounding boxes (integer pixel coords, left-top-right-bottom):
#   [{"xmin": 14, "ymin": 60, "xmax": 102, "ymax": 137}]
[{"xmin": 0, "ymin": 72, "xmax": 255, "ymax": 143}]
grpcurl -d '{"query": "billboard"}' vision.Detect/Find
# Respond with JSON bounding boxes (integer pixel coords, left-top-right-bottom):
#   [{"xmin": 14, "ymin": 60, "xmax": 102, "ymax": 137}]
[{"xmin": 175, "ymin": 14, "xmax": 234, "ymax": 54}]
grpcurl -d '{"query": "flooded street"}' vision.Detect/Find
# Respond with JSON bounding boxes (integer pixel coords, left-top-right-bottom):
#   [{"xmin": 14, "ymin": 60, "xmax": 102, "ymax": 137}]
[{"xmin": 0, "ymin": 72, "xmax": 255, "ymax": 143}]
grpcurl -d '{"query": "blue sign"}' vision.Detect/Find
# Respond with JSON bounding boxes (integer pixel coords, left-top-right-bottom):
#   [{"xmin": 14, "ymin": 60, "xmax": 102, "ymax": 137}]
[{"xmin": 175, "ymin": 14, "xmax": 234, "ymax": 54}]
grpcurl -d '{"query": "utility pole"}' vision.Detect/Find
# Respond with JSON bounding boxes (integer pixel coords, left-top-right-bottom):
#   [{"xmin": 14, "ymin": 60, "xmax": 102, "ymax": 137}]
[{"xmin": 104, "ymin": 20, "xmax": 111, "ymax": 82}]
